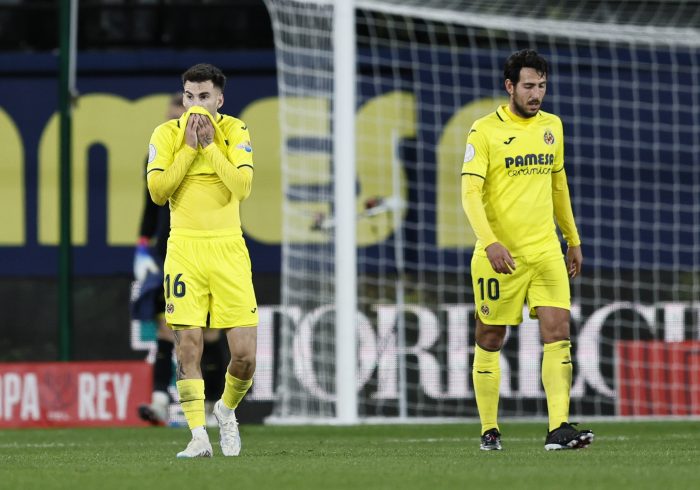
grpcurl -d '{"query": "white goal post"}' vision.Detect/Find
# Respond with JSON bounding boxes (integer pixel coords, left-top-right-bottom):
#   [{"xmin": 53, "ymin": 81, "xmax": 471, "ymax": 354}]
[{"xmin": 263, "ymin": 0, "xmax": 700, "ymax": 423}]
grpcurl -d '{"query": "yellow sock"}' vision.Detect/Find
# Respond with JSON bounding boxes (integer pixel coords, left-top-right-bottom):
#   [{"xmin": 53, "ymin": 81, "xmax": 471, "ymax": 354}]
[
  {"xmin": 176, "ymin": 379, "xmax": 205, "ymax": 430},
  {"xmin": 542, "ymin": 340, "xmax": 573, "ymax": 432},
  {"xmin": 472, "ymin": 344, "xmax": 501, "ymax": 435},
  {"xmin": 222, "ymin": 372, "xmax": 253, "ymax": 410}
]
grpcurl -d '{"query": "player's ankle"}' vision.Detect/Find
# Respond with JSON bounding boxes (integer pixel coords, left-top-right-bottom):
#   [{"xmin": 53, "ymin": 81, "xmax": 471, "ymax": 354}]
[{"xmin": 191, "ymin": 426, "xmax": 208, "ymax": 440}]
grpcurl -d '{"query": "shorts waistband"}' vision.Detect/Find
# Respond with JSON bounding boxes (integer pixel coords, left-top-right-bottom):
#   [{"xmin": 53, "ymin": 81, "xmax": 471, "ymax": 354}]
[{"xmin": 170, "ymin": 227, "xmax": 243, "ymax": 239}]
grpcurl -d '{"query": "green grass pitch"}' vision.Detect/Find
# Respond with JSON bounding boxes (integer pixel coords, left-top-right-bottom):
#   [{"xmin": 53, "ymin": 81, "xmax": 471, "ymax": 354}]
[{"xmin": 1, "ymin": 421, "xmax": 697, "ymax": 489}]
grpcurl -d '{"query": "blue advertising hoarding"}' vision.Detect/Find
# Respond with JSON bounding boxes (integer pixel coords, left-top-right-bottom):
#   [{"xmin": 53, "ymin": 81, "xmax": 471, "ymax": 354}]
[{"xmin": 1, "ymin": 46, "xmax": 697, "ymax": 278}]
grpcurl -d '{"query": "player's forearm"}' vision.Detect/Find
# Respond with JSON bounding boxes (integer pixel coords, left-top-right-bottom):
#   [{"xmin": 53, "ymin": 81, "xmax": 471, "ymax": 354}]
[
  {"xmin": 552, "ymin": 169, "xmax": 581, "ymax": 247},
  {"xmin": 147, "ymin": 146, "xmax": 197, "ymax": 205},
  {"xmin": 202, "ymin": 144, "xmax": 254, "ymax": 201},
  {"xmin": 461, "ymin": 174, "xmax": 498, "ymax": 247}
]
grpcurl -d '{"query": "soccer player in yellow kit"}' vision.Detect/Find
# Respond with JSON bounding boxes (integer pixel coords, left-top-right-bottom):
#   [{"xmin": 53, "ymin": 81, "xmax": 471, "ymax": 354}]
[
  {"xmin": 146, "ymin": 63, "xmax": 257, "ymax": 458},
  {"xmin": 462, "ymin": 49, "xmax": 594, "ymax": 451}
]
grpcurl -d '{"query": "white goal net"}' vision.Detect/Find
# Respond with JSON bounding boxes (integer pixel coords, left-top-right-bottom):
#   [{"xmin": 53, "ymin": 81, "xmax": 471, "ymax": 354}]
[{"xmin": 263, "ymin": 0, "xmax": 700, "ymax": 422}]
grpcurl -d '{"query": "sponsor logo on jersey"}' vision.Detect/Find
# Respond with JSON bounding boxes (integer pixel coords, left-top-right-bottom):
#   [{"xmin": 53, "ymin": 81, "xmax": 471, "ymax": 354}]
[
  {"xmin": 166, "ymin": 303, "xmax": 174, "ymax": 314},
  {"xmin": 504, "ymin": 153, "xmax": 555, "ymax": 169},
  {"xmin": 236, "ymin": 140, "xmax": 253, "ymax": 152},
  {"xmin": 508, "ymin": 167, "xmax": 552, "ymax": 177},
  {"xmin": 543, "ymin": 129, "xmax": 555, "ymax": 145},
  {"xmin": 480, "ymin": 304, "xmax": 490, "ymax": 316},
  {"xmin": 503, "ymin": 136, "xmax": 516, "ymax": 145}
]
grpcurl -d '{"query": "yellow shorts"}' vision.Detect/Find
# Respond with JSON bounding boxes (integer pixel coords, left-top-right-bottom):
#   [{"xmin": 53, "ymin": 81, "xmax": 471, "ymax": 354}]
[
  {"xmin": 470, "ymin": 249, "xmax": 570, "ymax": 326},
  {"xmin": 164, "ymin": 229, "xmax": 258, "ymax": 329}
]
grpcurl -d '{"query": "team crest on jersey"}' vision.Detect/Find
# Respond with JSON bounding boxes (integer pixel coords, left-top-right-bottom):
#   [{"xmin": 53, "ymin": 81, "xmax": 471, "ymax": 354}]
[
  {"xmin": 236, "ymin": 140, "xmax": 253, "ymax": 152},
  {"xmin": 166, "ymin": 303, "xmax": 174, "ymax": 314},
  {"xmin": 480, "ymin": 304, "xmax": 490, "ymax": 316},
  {"xmin": 463, "ymin": 143, "xmax": 475, "ymax": 163},
  {"xmin": 148, "ymin": 144, "xmax": 157, "ymax": 163},
  {"xmin": 543, "ymin": 129, "xmax": 555, "ymax": 145}
]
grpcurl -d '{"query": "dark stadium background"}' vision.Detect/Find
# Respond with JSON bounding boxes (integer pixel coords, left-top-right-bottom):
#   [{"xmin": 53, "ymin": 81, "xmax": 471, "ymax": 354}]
[
  {"xmin": 1, "ymin": 1, "xmax": 696, "ymax": 423},
  {"xmin": 0, "ymin": 0, "xmax": 278, "ymax": 424}
]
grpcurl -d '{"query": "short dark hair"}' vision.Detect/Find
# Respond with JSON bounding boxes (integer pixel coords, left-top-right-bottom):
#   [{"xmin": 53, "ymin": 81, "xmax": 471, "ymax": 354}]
[
  {"xmin": 182, "ymin": 63, "xmax": 227, "ymax": 91},
  {"xmin": 503, "ymin": 49, "xmax": 549, "ymax": 85}
]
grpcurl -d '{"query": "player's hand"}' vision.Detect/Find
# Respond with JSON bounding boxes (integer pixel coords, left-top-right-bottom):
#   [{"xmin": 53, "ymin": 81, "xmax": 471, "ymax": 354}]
[
  {"xmin": 566, "ymin": 245, "xmax": 583, "ymax": 278},
  {"xmin": 185, "ymin": 112, "xmax": 199, "ymax": 149},
  {"xmin": 485, "ymin": 242, "xmax": 516, "ymax": 274},
  {"xmin": 134, "ymin": 242, "xmax": 160, "ymax": 281},
  {"xmin": 196, "ymin": 114, "xmax": 215, "ymax": 147}
]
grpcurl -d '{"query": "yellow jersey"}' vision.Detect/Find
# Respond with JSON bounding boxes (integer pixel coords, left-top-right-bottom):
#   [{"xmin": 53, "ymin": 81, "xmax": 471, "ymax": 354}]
[
  {"xmin": 462, "ymin": 105, "xmax": 565, "ymax": 257},
  {"xmin": 146, "ymin": 109, "xmax": 253, "ymax": 233}
]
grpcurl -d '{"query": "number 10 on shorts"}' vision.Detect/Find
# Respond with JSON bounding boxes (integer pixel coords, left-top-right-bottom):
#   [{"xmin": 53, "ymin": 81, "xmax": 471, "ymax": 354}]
[{"xmin": 478, "ymin": 277, "xmax": 500, "ymax": 300}]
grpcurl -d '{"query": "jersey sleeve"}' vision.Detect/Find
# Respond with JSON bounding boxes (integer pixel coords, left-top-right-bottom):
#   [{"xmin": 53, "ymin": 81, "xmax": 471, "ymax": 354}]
[
  {"xmin": 552, "ymin": 116, "xmax": 565, "ymax": 173},
  {"xmin": 227, "ymin": 120, "xmax": 254, "ymax": 170},
  {"xmin": 201, "ymin": 143, "xmax": 253, "ymax": 201},
  {"xmin": 552, "ymin": 168, "xmax": 581, "ymax": 247},
  {"xmin": 146, "ymin": 122, "xmax": 197, "ymax": 206},
  {"xmin": 462, "ymin": 174, "xmax": 498, "ymax": 247},
  {"xmin": 146, "ymin": 124, "xmax": 174, "ymax": 175},
  {"xmin": 461, "ymin": 123, "xmax": 489, "ymax": 179},
  {"xmin": 196, "ymin": 117, "xmax": 254, "ymax": 201}
]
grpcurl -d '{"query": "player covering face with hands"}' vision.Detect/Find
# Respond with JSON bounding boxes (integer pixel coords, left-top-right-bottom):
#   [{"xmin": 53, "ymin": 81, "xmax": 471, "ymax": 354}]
[
  {"xmin": 461, "ymin": 49, "xmax": 592, "ymax": 451},
  {"xmin": 182, "ymin": 76, "xmax": 222, "ymax": 148},
  {"xmin": 146, "ymin": 63, "xmax": 258, "ymax": 458},
  {"xmin": 133, "ymin": 93, "xmax": 226, "ymax": 429}
]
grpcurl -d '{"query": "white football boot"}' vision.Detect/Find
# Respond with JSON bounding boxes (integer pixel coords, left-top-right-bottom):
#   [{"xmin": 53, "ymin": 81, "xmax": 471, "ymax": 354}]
[
  {"xmin": 176, "ymin": 436, "xmax": 213, "ymax": 458},
  {"xmin": 213, "ymin": 400, "xmax": 241, "ymax": 456}
]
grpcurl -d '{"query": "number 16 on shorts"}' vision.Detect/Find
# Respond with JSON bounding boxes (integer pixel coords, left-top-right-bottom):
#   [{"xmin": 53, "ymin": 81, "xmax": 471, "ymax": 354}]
[{"xmin": 164, "ymin": 273, "xmax": 186, "ymax": 315}]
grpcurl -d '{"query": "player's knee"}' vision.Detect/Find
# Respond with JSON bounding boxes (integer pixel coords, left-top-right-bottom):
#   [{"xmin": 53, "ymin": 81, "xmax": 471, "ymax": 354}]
[
  {"xmin": 475, "ymin": 322, "xmax": 506, "ymax": 351},
  {"xmin": 476, "ymin": 337, "xmax": 504, "ymax": 351},
  {"xmin": 230, "ymin": 354, "xmax": 256, "ymax": 377},
  {"xmin": 475, "ymin": 329, "xmax": 505, "ymax": 350},
  {"xmin": 540, "ymin": 322, "xmax": 570, "ymax": 344}
]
